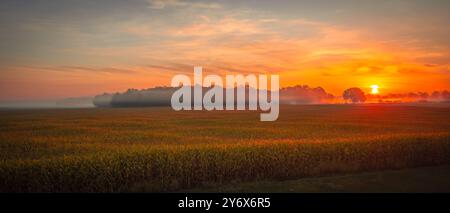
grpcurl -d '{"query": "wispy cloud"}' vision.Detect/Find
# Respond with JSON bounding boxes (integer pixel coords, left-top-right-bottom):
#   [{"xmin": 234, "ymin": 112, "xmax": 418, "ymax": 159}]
[{"xmin": 147, "ymin": 0, "xmax": 221, "ymax": 10}]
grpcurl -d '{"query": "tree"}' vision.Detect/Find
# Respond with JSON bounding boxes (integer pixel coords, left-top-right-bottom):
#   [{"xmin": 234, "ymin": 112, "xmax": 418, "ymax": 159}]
[{"xmin": 343, "ymin": 87, "xmax": 366, "ymax": 103}]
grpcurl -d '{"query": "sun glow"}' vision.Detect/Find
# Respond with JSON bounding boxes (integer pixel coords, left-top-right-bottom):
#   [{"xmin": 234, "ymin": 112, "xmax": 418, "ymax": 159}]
[{"xmin": 370, "ymin": 85, "xmax": 379, "ymax": 94}]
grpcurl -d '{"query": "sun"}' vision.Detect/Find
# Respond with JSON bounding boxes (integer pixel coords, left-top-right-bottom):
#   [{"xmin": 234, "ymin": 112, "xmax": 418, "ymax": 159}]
[{"xmin": 370, "ymin": 85, "xmax": 379, "ymax": 94}]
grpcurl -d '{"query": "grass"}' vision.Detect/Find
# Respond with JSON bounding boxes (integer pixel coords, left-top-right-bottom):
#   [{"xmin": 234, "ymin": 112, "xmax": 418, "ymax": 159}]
[
  {"xmin": 183, "ymin": 165, "xmax": 450, "ymax": 193},
  {"xmin": 0, "ymin": 104, "xmax": 449, "ymax": 192}
]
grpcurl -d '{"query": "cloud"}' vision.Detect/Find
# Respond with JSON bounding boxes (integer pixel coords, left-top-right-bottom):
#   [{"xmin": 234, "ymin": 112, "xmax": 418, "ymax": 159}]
[
  {"xmin": 1, "ymin": 0, "xmax": 449, "ymax": 100},
  {"xmin": 171, "ymin": 17, "xmax": 263, "ymax": 37},
  {"xmin": 20, "ymin": 66, "xmax": 139, "ymax": 75},
  {"xmin": 147, "ymin": 0, "xmax": 221, "ymax": 10}
]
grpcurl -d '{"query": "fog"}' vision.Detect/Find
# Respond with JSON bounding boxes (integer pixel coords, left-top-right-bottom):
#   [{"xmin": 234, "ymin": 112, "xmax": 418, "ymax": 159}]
[{"xmin": 0, "ymin": 97, "xmax": 94, "ymax": 109}]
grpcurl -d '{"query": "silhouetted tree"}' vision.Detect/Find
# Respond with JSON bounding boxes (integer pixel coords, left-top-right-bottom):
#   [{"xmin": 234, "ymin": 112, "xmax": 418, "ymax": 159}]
[
  {"xmin": 343, "ymin": 87, "xmax": 366, "ymax": 103},
  {"xmin": 431, "ymin": 91, "xmax": 440, "ymax": 99},
  {"xmin": 442, "ymin": 90, "xmax": 450, "ymax": 101}
]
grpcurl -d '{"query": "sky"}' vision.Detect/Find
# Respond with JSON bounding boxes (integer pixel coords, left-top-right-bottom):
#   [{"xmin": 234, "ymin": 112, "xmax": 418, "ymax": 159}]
[{"xmin": 0, "ymin": 0, "xmax": 449, "ymax": 101}]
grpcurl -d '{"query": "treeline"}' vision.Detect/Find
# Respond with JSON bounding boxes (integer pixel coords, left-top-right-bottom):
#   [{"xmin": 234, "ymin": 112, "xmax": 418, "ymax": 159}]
[
  {"xmin": 93, "ymin": 85, "xmax": 450, "ymax": 107},
  {"xmin": 366, "ymin": 90, "xmax": 450, "ymax": 102},
  {"xmin": 93, "ymin": 85, "xmax": 335, "ymax": 107}
]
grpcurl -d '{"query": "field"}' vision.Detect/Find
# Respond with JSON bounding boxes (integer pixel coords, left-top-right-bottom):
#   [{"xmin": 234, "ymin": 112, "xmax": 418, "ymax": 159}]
[{"xmin": 0, "ymin": 104, "xmax": 449, "ymax": 192}]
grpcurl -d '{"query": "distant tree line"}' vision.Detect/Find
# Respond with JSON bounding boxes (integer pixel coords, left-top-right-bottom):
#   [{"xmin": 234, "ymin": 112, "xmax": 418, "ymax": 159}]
[
  {"xmin": 93, "ymin": 85, "xmax": 450, "ymax": 107},
  {"xmin": 93, "ymin": 85, "xmax": 336, "ymax": 107}
]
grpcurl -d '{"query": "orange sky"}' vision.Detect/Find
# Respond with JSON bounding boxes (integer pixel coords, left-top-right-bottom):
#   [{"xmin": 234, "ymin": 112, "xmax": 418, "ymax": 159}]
[{"xmin": 0, "ymin": 0, "xmax": 449, "ymax": 101}]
